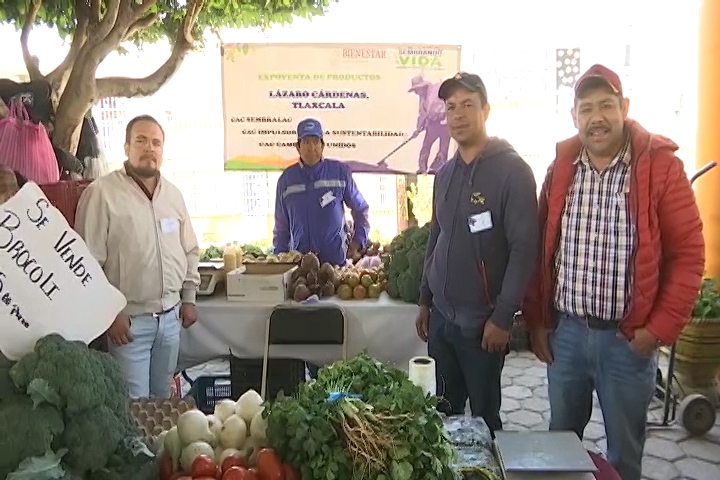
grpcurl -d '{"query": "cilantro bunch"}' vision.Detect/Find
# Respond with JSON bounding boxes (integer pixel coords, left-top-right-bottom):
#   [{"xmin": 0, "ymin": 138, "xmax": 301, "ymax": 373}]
[{"xmin": 264, "ymin": 354, "xmax": 457, "ymax": 480}]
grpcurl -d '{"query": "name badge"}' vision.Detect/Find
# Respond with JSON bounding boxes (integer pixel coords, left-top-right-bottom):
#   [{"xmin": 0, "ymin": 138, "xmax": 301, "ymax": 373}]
[
  {"xmin": 320, "ymin": 190, "xmax": 335, "ymax": 208},
  {"xmin": 160, "ymin": 217, "xmax": 180, "ymax": 233},
  {"xmin": 468, "ymin": 211, "xmax": 492, "ymax": 233}
]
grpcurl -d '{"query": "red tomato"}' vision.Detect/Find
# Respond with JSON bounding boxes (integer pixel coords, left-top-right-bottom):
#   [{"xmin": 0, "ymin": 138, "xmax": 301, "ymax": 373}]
[
  {"xmin": 194, "ymin": 477, "xmax": 217, "ymax": 480},
  {"xmin": 159, "ymin": 455, "xmax": 175, "ymax": 480},
  {"xmin": 222, "ymin": 466, "xmax": 255, "ymax": 480},
  {"xmin": 256, "ymin": 449, "xmax": 284, "ymax": 480},
  {"xmin": 283, "ymin": 463, "xmax": 300, "ymax": 480},
  {"xmin": 192, "ymin": 455, "xmax": 218, "ymax": 478},
  {"xmin": 222, "ymin": 455, "xmax": 248, "ymax": 473}
]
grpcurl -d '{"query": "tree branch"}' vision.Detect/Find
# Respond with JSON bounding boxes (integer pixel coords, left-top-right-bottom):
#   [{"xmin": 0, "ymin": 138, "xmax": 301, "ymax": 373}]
[
  {"xmin": 123, "ymin": 13, "xmax": 158, "ymax": 42},
  {"xmin": 181, "ymin": 0, "xmax": 206, "ymax": 44},
  {"xmin": 90, "ymin": 0, "xmax": 101, "ymax": 24},
  {"xmin": 96, "ymin": 0, "xmax": 207, "ymax": 99},
  {"xmin": 93, "ymin": 0, "xmax": 122, "ymax": 40},
  {"xmin": 20, "ymin": 0, "xmax": 43, "ymax": 80},
  {"xmin": 93, "ymin": 0, "xmax": 155, "ymax": 60},
  {"xmin": 96, "ymin": 36, "xmax": 192, "ymax": 99},
  {"xmin": 46, "ymin": 0, "xmax": 90, "ymax": 91}
]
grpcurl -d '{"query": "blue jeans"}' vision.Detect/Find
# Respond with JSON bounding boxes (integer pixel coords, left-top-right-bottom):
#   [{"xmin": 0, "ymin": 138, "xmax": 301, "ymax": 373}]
[
  {"xmin": 548, "ymin": 313, "xmax": 657, "ymax": 480},
  {"xmin": 427, "ymin": 308, "xmax": 504, "ymax": 433},
  {"xmin": 108, "ymin": 304, "xmax": 181, "ymax": 398}
]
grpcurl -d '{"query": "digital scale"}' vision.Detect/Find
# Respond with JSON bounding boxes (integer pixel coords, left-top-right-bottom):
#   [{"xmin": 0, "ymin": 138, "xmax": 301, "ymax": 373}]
[{"xmin": 198, "ymin": 261, "xmax": 225, "ymax": 296}]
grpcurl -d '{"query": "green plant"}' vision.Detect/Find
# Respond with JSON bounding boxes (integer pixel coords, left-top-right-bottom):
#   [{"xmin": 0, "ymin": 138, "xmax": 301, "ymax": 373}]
[
  {"xmin": 265, "ymin": 354, "xmax": 456, "ymax": 480},
  {"xmin": 0, "ymin": 0, "xmax": 333, "ymax": 153},
  {"xmin": 691, "ymin": 277, "xmax": 720, "ymax": 319}
]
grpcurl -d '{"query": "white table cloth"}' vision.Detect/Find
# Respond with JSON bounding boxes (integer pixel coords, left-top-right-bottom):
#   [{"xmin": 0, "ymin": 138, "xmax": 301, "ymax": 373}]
[{"xmin": 178, "ymin": 293, "xmax": 427, "ymax": 372}]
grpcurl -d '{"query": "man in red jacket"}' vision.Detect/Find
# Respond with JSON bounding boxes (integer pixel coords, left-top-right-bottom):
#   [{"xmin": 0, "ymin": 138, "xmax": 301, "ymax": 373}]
[{"xmin": 524, "ymin": 64, "xmax": 704, "ymax": 480}]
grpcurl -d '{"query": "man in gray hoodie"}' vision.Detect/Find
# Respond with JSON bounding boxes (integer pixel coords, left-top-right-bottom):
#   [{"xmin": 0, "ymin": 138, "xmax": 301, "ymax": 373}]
[{"xmin": 415, "ymin": 73, "xmax": 539, "ymax": 432}]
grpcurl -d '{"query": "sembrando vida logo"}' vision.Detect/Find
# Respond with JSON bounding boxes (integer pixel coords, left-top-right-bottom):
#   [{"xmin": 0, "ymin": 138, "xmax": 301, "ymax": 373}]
[{"xmin": 396, "ymin": 47, "xmax": 444, "ymax": 69}]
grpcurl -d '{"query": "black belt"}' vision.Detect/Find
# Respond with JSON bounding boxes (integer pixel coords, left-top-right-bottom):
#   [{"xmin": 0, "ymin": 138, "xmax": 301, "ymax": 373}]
[
  {"xmin": 579, "ymin": 315, "xmax": 620, "ymax": 330},
  {"xmin": 134, "ymin": 305, "xmax": 177, "ymax": 320}
]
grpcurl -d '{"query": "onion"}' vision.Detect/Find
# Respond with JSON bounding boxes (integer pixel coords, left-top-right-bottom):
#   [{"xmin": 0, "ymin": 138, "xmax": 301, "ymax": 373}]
[
  {"xmin": 241, "ymin": 436, "xmax": 266, "ymax": 466},
  {"xmin": 218, "ymin": 447, "xmax": 243, "ymax": 465},
  {"xmin": 177, "ymin": 409, "xmax": 215, "ymax": 446},
  {"xmin": 207, "ymin": 414, "xmax": 223, "ymax": 444},
  {"xmin": 163, "ymin": 426, "xmax": 182, "ymax": 470},
  {"xmin": 180, "ymin": 441, "xmax": 215, "ymax": 472},
  {"xmin": 249, "ymin": 408, "xmax": 267, "ymax": 442},
  {"xmin": 154, "ymin": 430, "xmax": 168, "ymax": 455},
  {"xmin": 213, "ymin": 399, "xmax": 237, "ymax": 423},
  {"xmin": 235, "ymin": 389, "xmax": 264, "ymax": 424},
  {"xmin": 219, "ymin": 414, "xmax": 248, "ymax": 449}
]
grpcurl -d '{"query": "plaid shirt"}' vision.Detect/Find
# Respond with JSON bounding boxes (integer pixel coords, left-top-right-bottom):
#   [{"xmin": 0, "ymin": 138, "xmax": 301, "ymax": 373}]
[{"xmin": 554, "ymin": 139, "xmax": 635, "ymax": 321}]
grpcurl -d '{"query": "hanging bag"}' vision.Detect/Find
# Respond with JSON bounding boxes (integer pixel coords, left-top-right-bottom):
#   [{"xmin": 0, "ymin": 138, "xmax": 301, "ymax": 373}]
[{"xmin": 0, "ymin": 97, "xmax": 60, "ymax": 185}]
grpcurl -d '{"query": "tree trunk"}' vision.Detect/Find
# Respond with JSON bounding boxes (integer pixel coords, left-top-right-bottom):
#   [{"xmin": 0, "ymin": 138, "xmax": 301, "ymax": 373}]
[
  {"xmin": 21, "ymin": 0, "xmax": 205, "ymax": 155},
  {"xmin": 52, "ymin": 55, "xmax": 99, "ymax": 155}
]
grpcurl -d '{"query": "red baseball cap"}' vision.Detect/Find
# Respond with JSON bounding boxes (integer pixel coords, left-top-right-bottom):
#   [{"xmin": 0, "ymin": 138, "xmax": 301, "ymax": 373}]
[{"xmin": 574, "ymin": 64, "xmax": 623, "ymax": 97}]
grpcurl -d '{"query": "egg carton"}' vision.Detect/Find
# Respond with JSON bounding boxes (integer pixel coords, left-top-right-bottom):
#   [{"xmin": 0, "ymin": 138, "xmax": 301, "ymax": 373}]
[{"xmin": 129, "ymin": 396, "xmax": 197, "ymax": 443}]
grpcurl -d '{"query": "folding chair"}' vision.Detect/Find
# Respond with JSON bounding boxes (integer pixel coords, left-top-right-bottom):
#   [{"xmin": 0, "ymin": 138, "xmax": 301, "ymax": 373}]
[{"xmin": 260, "ymin": 303, "xmax": 347, "ymax": 399}]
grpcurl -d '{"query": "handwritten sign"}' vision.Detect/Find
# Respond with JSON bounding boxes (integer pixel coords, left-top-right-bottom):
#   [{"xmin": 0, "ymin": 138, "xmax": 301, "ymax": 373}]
[{"xmin": 0, "ymin": 183, "xmax": 126, "ymax": 361}]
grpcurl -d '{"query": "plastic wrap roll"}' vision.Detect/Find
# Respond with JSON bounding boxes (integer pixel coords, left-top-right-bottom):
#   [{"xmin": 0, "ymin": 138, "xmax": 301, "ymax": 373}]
[{"xmin": 408, "ymin": 356, "xmax": 436, "ymax": 397}]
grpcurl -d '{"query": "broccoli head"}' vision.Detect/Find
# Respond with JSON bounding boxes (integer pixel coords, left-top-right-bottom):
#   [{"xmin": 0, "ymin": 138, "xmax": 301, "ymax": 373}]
[
  {"xmin": 0, "ymin": 364, "xmax": 18, "ymax": 401},
  {"xmin": 95, "ymin": 350, "xmax": 135, "ymax": 430},
  {"xmin": 387, "ymin": 225, "xmax": 429, "ymax": 304},
  {"xmin": 9, "ymin": 334, "xmax": 110, "ymax": 414},
  {"xmin": 62, "ymin": 404, "xmax": 127, "ymax": 474},
  {"xmin": 388, "ymin": 248, "xmax": 410, "ymax": 275},
  {"xmin": 406, "ymin": 248, "xmax": 426, "ymax": 280},
  {"xmin": 0, "ymin": 393, "xmax": 64, "ymax": 478},
  {"xmin": 398, "ymin": 270, "xmax": 421, "ymax": 303}
]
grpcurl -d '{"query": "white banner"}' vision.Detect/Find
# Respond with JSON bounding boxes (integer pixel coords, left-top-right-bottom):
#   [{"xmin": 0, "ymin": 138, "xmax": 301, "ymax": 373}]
[
  {"xmin": 0, "ymin": 183, "xmax": 126, "ymax": 361},
  {"xmin": 221, "ymin": 43, "xmax": 462, "ymax": 174}
]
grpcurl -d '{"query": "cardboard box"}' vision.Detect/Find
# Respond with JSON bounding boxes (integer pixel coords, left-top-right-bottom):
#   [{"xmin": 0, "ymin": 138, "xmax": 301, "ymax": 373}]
[
  {"xmin": 243, "ymin": 262, "xmax": 298, "ymax": 275},
  {"xmin": 226, "ymin": 265, "xmax": 297, "ymax": 303}
]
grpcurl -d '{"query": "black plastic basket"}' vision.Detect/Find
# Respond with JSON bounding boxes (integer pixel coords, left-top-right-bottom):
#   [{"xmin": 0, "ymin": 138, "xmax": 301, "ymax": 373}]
[
  {"xmin": 183, "ymin": 357, "xmax": 306, "ymax": 412},
  {"xmin": 186, "ymin": 375, "xmax": 232, "ymax": 414},
  {"xmin": 230, "ymin": 357, "xmax": 306, "ymax": 400}
]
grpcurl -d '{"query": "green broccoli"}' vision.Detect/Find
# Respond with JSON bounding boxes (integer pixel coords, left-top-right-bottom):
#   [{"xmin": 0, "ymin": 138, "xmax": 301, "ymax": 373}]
[
  {"xmin": 398, "ymin": 271, "xmax": 421, "ymax": 303},
  {"xmin": 407, "ymin": 248, "xmax": 426, "ymax": 279},
  {"xmin": 386, "ymin": 225, "xmax": 430, "ymax": 304},
  {"xmin": 95, "ymin": 351, "xmax": 135, "ymax": 430},
  {"xmin": 90, "ymin": 462, "xmax": 158, "ymax": 480},
  {"xmin": 389, "ymin": 248, "xmax": 410, "ymax": 275},
  {"xmin": 0, "ymin": 393, "xmax": 64, "ymax": 478},
  {"xmin": 0, "ymin": 364, "xmax": 17, "ymax": 401},
  {"xmin": 62, "ymin": 405, "xmax": 127, "ymax": 474},
  {"xmin": 9, "ymin": 335, "xmax": 108, "ymax": 414},
  {"xmin": 4, "ymin": 334, "xmax": 147, "ymax": 477}
]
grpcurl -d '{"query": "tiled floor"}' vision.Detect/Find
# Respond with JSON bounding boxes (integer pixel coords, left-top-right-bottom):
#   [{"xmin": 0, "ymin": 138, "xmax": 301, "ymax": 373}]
[{"xmin": 182, "ymin": 351, "xmax": 720, "ymax": 480}]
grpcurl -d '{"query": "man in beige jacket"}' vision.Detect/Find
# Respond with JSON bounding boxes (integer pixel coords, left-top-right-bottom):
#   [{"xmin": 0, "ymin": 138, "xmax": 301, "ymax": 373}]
[{"xmin": 75, "ymin": 114, "xmax": 201, "ymax": 398}]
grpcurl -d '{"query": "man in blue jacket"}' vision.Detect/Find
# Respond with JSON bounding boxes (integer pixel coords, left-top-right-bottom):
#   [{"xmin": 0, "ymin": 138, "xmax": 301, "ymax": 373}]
[
  {"xmin": 415, "ymin": 73, "xmax": 539, "ymax": 433},
  {"xmin": 273, "ymin": 118, "xmax": 371, "ymax": 266}
]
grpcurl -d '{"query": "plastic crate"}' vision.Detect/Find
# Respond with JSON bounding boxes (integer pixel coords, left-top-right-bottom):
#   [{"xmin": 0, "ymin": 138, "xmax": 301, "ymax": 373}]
[
  {"xmin": 188, "ymin": 375, "xmax": 232, "ymax": 414},
  {"xmin": 231, "ymin": 357, "xmax": 306, "ymax": 400}
]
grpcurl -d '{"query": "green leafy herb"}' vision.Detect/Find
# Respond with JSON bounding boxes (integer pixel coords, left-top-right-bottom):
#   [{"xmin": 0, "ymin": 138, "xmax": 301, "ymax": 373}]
[
  {"xmin": 692, "ymin": 277, "xmax": 720, "ymax": 319},
  {"xmin": 265, "ymin": 354, "xmax": 456, "ymax": 480}
]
